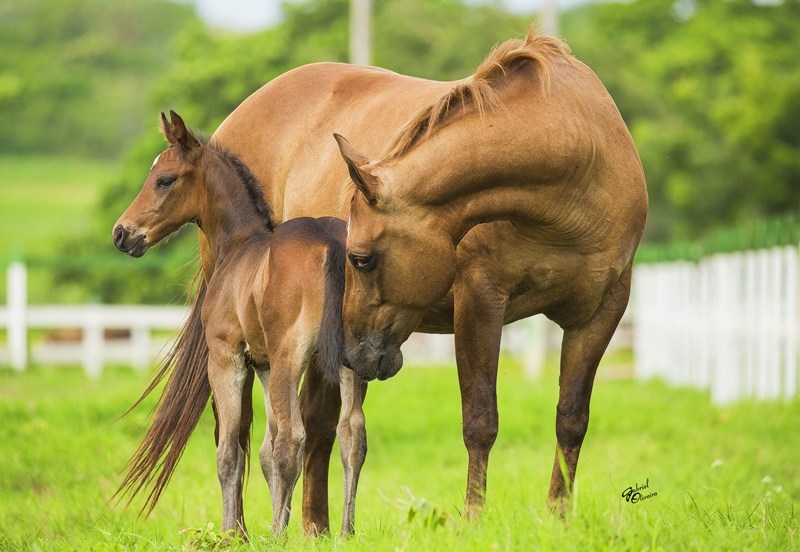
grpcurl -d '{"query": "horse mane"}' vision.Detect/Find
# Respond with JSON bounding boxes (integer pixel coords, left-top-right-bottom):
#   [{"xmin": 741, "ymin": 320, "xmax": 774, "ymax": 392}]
[
  {"xmin": 203, "ymin": 138, "xmax": 275, "ymax": 232},
  {"xmin": 381, "ymin": 26, "xmax": 574, "ymax": 161}
]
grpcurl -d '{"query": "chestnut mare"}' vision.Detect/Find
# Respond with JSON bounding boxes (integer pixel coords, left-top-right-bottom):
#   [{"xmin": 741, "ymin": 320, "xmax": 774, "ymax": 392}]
[
  {"xmin": 118, "ymin": 26, "xmax": 646, "ymax": 530},
  {"xmin": 112, "ymin": 112, "xmax": 366, "ymax": 538}
]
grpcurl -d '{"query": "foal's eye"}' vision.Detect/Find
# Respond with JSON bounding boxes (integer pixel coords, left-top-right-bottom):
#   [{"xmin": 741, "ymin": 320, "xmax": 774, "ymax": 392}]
[
  {"xmin": 348, "ymin": 253, "xmax": 376, "ymax": 272},
  {"xmin": 156, "ymin": 176, "xmax": 177, "ymax": 188}
]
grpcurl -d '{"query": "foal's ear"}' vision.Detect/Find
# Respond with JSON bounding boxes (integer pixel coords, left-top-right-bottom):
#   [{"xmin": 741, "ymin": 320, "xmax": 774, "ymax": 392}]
[
  {"xmin": 160, "ymin": 110, "xmax": 201, "ymax": 154},
  {"xmin": 333, "ymin": 133, "xmax": 379, "ymax": 205}
]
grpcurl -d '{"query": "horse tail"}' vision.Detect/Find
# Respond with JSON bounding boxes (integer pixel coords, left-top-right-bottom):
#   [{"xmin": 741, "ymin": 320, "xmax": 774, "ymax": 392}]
[
  {"xmin": 113, "ymin": 278, "xmax": 212, "ymax": 515},
  {"xmin": 318, "ymin": 237, "xmax": 346, "ymax": 385}
]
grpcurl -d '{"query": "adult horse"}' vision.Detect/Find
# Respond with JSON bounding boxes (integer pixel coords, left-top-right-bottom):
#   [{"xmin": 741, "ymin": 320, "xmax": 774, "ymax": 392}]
[{"xmin": 132, "ymin": 26, "xmax": 645, "ymax": 527}]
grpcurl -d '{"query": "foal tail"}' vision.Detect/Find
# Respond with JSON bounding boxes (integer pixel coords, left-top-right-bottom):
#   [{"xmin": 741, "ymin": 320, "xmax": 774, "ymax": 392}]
[
  {"xmin": 113, "ymin": 279, "xmax": 231, "ymax": 515},
  {"xmin": 318, "ymin": 237, "xmax": 346, "ymax": 385}
]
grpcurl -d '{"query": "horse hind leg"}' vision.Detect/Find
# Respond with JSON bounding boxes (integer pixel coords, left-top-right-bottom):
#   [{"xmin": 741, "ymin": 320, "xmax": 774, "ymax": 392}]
[
  {"xmin": 268, "ymin": 353, "xmax": 306, "ymax": 535},
  {"xmin": 337, "ymin": 367, "xmax": 367, "ymax": 537},
  {"xmin": 547, "ymin": 263, "xmax": 632, "ymax": 516},
  {"xmin": 207, "ymin": 342, "xmax": 249, "ymax": 538},
  {"xmin": 254, "ymin": 367, "xmax": 276, "ymax": 495},
  {"xmin": 299, "ymin": 357, "xmax": 341, "ymax": 536}
]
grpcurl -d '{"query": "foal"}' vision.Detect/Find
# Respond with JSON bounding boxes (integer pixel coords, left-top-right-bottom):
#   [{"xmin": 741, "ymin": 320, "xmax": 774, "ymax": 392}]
[{"xmin": 112, "ymin": 111, "xmax": 367, "ymax": 537}]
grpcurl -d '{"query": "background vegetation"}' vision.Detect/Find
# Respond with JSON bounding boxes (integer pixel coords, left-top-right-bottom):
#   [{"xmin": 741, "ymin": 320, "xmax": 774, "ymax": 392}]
[{"xmin": 1, "ymin": 360, "xmax": 797, "ymax": 550}]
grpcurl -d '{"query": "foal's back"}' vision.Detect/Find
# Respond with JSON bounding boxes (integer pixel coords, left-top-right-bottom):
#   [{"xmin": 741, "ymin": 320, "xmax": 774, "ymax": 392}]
[{"xmin": 203, "ymin": 216, "xmax": 346, "ymax": 368}]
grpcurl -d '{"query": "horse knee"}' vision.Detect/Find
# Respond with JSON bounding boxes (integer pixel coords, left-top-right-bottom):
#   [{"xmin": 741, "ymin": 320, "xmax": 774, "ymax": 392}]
[
  {"xmin": 463, "ymin": 408, "xmax": 498, "ymax": 453},
  {"xmin": 555, "ymin": 402, "xmax": 589, "ymax": 450},
  {"xmin": 274, "ymin": 428, "xmax": 306, "ymax": 478}
]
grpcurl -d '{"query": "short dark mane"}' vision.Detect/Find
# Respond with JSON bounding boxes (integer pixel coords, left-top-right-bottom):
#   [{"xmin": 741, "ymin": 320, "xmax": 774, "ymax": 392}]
[
  {"xmin": 207, "ymin": 141, "xmax": 275, "ymax": 232},
  {"xmin": 381, "ymin": 26, "xmax": 574, "ymax": 161}
]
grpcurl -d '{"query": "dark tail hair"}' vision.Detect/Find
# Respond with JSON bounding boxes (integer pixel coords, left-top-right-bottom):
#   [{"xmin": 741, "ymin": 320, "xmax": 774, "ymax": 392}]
[
  {"xmin": 113, "ymin": 279, "xmax": 252, "ymax": 515},
  {"xmin": 318, "ymin": 238, "xmax": 346, "ymax": 385}
]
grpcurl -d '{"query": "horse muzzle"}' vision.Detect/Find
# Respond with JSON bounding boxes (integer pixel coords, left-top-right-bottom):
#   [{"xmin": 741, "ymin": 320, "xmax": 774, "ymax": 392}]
[
  {"xmin": 113, "ymin": 224, "xmax": 148, "ymax": 258},
  {"xmin": 345, "ymin": 337, "xmax": 404, "ymax": 382}
]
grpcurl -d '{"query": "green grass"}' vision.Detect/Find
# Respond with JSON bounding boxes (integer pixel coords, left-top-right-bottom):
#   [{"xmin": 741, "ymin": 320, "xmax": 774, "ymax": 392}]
[
  {"xmin": 0, "ymin": 359, "xmax": 798, "ymax": 551},
  {"xmin": 0, "ymin": 156, "xmax": 115, "ymax": 260}
]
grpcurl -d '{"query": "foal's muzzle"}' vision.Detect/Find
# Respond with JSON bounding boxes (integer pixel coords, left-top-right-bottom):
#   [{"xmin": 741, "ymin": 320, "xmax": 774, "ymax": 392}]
[{"xmin": 113, "ymin": 224, "xmax": 147, "ymax": 258}]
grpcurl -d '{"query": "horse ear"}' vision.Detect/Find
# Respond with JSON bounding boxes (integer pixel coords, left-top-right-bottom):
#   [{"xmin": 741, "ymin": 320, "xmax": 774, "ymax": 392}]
[
  {"xmin": 160, "ymin": 112, "xmax": 176, "ymax": 145},
  {"xmin": 333, "ymin": 133, "xmax": 379, "ymax": 205},
  {"xmin": 168, "ymin": 110, "xmax": 201, "ymax": 153}
]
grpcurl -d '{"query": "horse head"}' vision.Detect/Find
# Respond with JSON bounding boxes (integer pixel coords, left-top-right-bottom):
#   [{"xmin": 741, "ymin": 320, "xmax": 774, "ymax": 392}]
[
  {"xmin": 113, "ymin": 110, "xmax": 203, "ymax": 257},
  {"xmin": 335, "ymin": 134, "xmax": 458, "ymax": 381}
]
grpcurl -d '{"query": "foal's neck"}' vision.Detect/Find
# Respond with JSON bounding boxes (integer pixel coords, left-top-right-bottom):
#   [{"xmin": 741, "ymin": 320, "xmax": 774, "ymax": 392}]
[{"xmin": 197, "ymin": 151, "xmax": 272, "ymax": 268}]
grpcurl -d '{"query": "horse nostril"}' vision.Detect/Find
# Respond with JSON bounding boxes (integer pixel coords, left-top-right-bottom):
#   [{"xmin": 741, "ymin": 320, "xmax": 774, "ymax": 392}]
[{"xmin": 113, "ymin": 225, "xmax": 126, "ymax": 249}]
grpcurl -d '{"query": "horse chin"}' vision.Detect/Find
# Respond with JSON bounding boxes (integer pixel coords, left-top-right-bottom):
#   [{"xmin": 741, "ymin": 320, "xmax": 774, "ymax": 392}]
[
  {"xmin": 126, "ymin": 236, "xmax": 148, "ymax": 258},
  {"xmin": 347, "ymin": 347, "xmax": 403, "ymax": 382},
  {"xmin": 376, "ymin": 349, "xmax": 403, "ymax": 381}
]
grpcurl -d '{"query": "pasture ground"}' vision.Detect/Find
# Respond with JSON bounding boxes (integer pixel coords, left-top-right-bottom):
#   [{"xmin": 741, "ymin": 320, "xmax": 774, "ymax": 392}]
[{"xmin": 1, "ymin": 357, "xmax": 798, "ymax": 551}]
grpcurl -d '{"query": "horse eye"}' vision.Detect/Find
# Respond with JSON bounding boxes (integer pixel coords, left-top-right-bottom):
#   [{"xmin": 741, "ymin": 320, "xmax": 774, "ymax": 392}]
[
  {"xmin": 348, "ymin": 253, "xmax": 376, "ymax": 272},
  {"xmin": 156, "ymin": 176, "xmax": 177, "ymax": 188}
]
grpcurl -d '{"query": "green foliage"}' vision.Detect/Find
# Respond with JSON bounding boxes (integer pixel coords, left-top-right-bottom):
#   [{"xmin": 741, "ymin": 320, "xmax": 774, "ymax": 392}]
[
  {"xmin": 0, "ymin": 0, "xmax": 199, "ymax": 158},
  {"xmin": 0, "ymin": 361, "xmax": 798, "ymax": 550}
]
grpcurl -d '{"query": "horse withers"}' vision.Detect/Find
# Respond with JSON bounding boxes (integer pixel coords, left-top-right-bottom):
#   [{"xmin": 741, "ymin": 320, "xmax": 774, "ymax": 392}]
[{"xmin": 112, "ymin": 111, "xmax": 367, "ymax": 538}]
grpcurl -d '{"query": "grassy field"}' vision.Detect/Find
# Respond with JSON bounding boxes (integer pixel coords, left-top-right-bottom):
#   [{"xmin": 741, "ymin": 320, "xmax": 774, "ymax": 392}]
[
  {"xmin": 0, "ymin": 156, "xmax": 115, "ymax": 260},
  {"xmin": 1, "ymin": 358, "xmax": 797, "ymax": 551},
  {"xmin": 0, "ymin": 155, "xmax": 117, "ymax": 305}
]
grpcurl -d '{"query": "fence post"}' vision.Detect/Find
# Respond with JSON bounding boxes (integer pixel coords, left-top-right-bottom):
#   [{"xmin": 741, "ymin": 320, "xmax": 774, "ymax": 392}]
[
  {"xmin": 131, "ymin": 325, "xmax": 151, "ymax": 370},
  {"xmin": 8, "ymin": 261, "xmax": 28, "ymax": 371},
  {"xmin": 83, "ymin": 303, "xmax": 103, "ymax": 378}
]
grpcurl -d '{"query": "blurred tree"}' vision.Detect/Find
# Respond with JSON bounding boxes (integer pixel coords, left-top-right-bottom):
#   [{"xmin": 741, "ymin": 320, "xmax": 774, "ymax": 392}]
[{"xmin": 0, "ymin": 0, "xmax": 199, "ymax": 158}]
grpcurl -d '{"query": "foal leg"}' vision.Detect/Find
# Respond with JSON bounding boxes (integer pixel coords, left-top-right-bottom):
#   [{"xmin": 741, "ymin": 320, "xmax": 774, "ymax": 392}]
[
  {"xmin": 299, "ymin": 359, "xmax": 341, "ymax": 535},
  {"xmin": 235, "ymin": 367, "xmax": 254, "ymax": 536},
  {"xmin": 453, "ymin": 273, "xmax": 505, "ymax": 518},
  {"xmin": 547, "ymin": 264, "xmax": 632, "ymax": 516},
  {"xmin": 207, "ymin": 342, "xmax": 249, "ymax": 537},
  {"xmin": 254, "ymin": 367, "xmax": 277, "ymax": 497},
  {"xmin": 337, "ymin": 367, "xmax": 367, "ymax": 536},
  {"xmin": 268, "ymin": 351, "xmax": 306, "ymax": 535}
]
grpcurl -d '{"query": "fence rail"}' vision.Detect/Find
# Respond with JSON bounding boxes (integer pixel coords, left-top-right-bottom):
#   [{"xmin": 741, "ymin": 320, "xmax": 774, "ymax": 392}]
[
  {"xmin": 1, "ymin": 261, "xmax": 554, "ymax": 378},
  {"xmin": 633, "ymin": 245, "xmax": 800, "ymax": 404}
]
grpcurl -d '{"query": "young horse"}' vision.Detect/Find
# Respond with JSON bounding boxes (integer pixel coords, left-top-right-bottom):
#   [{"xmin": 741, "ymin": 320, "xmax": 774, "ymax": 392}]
[{"xmin": 112, "ymin": 111, "xmax": 367, "ymax": 538}]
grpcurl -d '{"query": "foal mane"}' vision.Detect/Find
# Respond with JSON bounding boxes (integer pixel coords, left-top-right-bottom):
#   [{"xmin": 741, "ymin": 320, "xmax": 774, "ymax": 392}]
[
  {"xmin": 381, "ymin": 26, "xmax": 574, "ymax": 161},
  {"xmin": 206, "ymin": 139, "xmax": 275, "ymax": 232}
]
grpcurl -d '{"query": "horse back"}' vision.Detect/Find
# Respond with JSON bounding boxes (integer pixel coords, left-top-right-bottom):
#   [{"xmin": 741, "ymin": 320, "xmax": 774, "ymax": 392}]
[{"xmin": 212, "ymin": 63, "xmax": 454, "ymax": 222}]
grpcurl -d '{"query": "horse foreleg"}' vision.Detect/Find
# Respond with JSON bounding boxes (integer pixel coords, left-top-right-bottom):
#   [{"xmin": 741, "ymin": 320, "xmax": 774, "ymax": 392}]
[
  {"xmin": 337, "ymin": 367, "xmax": 367, "ymax": 536},
  {"xmin": 547, "ymin": 264, "xmax": 632, "ymax": 517},
  {"xmin": 207, "ymin": 343, "xmax": 249, "ymax": 538},
  {"xmin": 299, "ymin": 358, "xmax": 341, "ymax": 536},
  {"xmin": 453, "ymin": 275, "xmax": 505, "ymax": 518},
  {"xmin": 268, "ymin": 357, "xmax": 305, "ymax": 535}
]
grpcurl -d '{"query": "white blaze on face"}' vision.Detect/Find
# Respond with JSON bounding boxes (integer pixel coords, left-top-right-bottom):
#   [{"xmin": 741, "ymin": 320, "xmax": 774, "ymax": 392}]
[{"xmin": 150, "ymin": 154, "xmax": 161, "ymax": 170}]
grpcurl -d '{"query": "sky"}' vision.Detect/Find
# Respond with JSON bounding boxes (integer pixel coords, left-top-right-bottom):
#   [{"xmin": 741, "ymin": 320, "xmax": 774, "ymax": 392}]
[{"xmin": 188, "ymin": 0, "xmax": 592, "ymax": 32}]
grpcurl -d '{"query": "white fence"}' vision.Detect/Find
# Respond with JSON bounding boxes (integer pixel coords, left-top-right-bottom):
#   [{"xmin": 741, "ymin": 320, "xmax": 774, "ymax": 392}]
[
  {"xmin": 633, "ymin": 245, "xmax": 800, "ymax": 404},
  {"xmin": 0, "ymin": 261, "xmax": 552, "ymax": 378},
  {"xmin": 0, "ymin": 262, "xmax": 188, "ymax": 377}
]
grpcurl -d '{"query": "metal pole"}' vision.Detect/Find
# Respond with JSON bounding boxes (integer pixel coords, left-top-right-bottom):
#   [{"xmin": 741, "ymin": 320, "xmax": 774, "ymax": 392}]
[{"xmin": 350, "ymin": 0, "xmax": 372, "ymax": 65}]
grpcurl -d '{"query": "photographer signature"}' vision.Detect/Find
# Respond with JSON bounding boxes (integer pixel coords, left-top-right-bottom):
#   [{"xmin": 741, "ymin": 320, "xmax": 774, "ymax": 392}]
[{"xmin": 621, "ymin": 477, "xmax": 658, "ymax": 504}]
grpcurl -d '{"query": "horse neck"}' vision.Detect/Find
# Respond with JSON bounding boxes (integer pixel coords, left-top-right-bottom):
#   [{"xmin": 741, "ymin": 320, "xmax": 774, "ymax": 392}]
[
  {"xmin": 196, "ymin": 153, "xmax": 272, "ymax": 266},
  {"xmin": 385, "ymin": 101, "xmax": 599, "ymax": 245}
]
